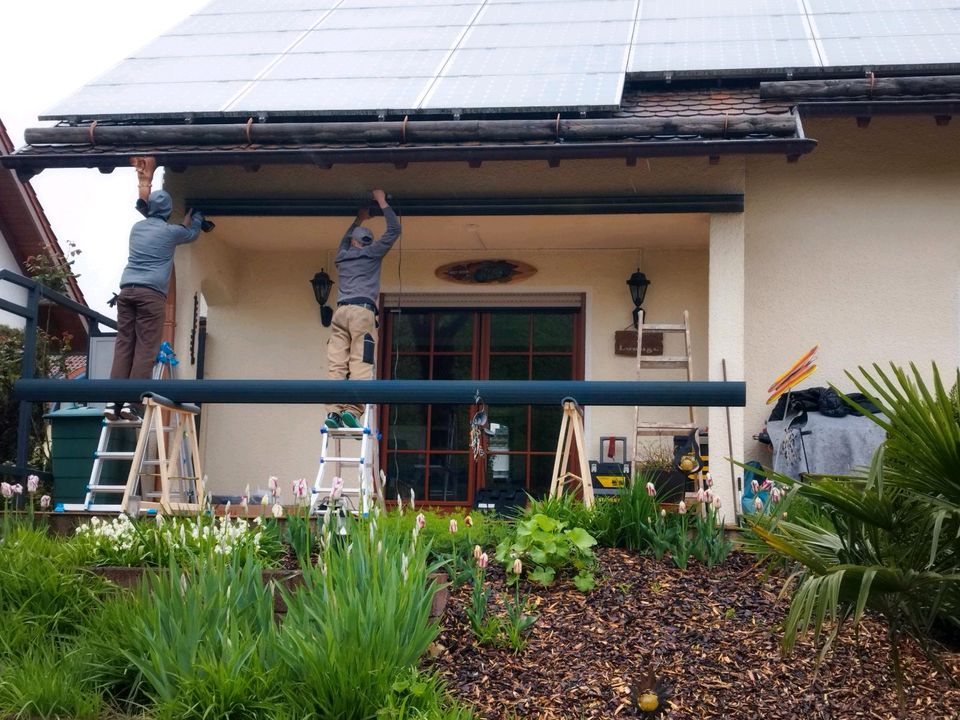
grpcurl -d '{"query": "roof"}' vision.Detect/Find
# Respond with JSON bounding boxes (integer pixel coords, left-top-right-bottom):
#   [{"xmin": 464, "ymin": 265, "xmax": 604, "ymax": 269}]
[
  {"xmin": 41, "ymin": 0, "xmax": 960, "ymax": 122},
  {"xmin": 0, "ymin": 117, "xmax": 90, "ymax": 345},
  {"xmin": 4, "ymin": 85, "xmax": 814, "ymax": 175}
]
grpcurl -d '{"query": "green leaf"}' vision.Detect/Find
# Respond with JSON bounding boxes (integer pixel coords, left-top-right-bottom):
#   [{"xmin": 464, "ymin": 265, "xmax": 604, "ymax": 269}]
[
  {"xmin": 572, "ymin": 571, "xmax": 596, "ymax": 592},
  {"xmin": 529, "ymin": 566, "xmax": 556, "ymax": 586},
  {"xmin": 565, "ymin": 527, "xmax": 598, "ymax": 552}
]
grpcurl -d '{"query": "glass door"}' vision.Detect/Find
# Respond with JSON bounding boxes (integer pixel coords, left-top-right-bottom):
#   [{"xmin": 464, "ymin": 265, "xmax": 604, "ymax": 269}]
[{"xmin": 381, "ymin": 306, "xmax": 582, "ymax": 505}]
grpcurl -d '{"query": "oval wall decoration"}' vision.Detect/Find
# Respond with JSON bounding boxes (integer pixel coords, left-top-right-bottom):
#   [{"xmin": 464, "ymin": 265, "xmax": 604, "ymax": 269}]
[{"xmin": 435, "ymin": 259, "xmax": 537, "ymax": 285}]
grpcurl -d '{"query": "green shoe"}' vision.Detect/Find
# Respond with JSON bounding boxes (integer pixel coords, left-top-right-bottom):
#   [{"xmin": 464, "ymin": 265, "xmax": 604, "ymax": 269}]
[
  {"xmin": 325, "ymin": 412, "xmax": 342, "ymax": 429},
  {"xmin": 341, "ymin": 410, "xmax": 361, "ymax": 428}
]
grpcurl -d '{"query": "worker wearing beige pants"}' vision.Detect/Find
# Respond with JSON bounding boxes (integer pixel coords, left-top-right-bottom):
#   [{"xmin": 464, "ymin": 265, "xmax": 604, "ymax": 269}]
[
  {"xmin": 327, "ymin": 303, "xmax": 377, "ymax": 421},
  {"xmin": 325, "ymin": 188, "xmax": 400, "ymax": 429}
]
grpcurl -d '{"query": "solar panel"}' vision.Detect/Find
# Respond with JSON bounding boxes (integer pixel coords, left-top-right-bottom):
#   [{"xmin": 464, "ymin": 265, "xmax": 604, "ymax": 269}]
[{"xmin": 41, "ymin": 0, "xmax": 960, "ymax": 121}]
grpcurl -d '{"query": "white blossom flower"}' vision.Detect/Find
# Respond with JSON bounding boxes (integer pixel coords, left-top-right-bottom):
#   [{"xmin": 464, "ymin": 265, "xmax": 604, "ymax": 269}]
[
  {"xmin": 0, "ymin": 482, "xmax": 12, "ymax": 499},
  {"xmin": 396, "ymin": 494, "xmax": 403, "ymax": 515},
  {"xmin": 271, "ymin": 503, "xmax": 284, "ymax": 519},
  {"xmin": 678, "ymin": 501, "xmax": 687, "ymax": 515},
  {"xmin": 713, "ymin": 496, "xmax": 722, "ymax": 509},
  {"xmin": 26, "ymin": 475, "xmax": 39, "ymax": 493},
  {"xmin": 11, "ymin": 484, "xmax": 23, "ymax": 495},
  {"xmin": 409, "ymin": 488, "xmax": 416, "ymax": 510},
  {"xmin": 39, "ymin": 494, "xmax": 51, "ymax": 509},
  {"xmin": 645, "ymin": 482, "xmax": 656, "ymax": 497},
  {"xmin": 415, "ymin": 513, "xmax": 426, "ymax": 530}
]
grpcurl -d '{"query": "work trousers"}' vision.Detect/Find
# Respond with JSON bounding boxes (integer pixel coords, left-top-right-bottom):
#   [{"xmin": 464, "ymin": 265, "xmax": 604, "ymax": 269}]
[
  {"xmin": 110, "ymin": 286, "xmax": 166, "ymax": 380},
  {"xmin": 327, "ymin": 304, "xmax": 377, "ymax": 418}
]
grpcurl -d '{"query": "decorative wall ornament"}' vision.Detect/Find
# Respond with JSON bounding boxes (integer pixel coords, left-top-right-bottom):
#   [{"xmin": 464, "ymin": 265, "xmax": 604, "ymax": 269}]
[{"xmin": 435, "ymin": 259, "xmax": 537, "ymax": 285}]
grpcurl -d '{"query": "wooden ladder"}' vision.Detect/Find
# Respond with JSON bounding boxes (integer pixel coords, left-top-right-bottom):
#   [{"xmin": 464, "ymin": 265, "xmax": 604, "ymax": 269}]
[
  {"xmin": 119, "ymin": 394, "xmax": 204, "ymax": 516},
  {"xmin": 633, "ymin": 310, "xmax": 699, "ymax": 478}
]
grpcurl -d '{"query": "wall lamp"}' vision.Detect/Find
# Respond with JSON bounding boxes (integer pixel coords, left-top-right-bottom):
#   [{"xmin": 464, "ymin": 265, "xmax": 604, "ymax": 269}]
[
  {"xmin": 310, "ymin": 269, "xmax": 334, "ymax": 327},
  {"xmin": 626, "ymin": 269, "xmax": 650, "ymax": 329}
]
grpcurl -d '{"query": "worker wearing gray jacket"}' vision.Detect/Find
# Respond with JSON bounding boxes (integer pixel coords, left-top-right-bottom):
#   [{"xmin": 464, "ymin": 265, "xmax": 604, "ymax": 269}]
[
  {"xmin": 326, "ymin": 188, "xmax": 400, "ymax": 429},
  {"xmin": 105, "ymin": 157, "xmax": 204, "ymax": 421}
]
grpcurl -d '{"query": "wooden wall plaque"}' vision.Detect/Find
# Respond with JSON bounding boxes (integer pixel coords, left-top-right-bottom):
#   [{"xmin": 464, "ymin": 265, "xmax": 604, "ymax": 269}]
[
  {"xmin": 435, "ymin": 259, "xmax": 537, "ymax": 284},
  {"xmin": 614, "ymin": 330, "xmax": 663, "ymax": 357}
]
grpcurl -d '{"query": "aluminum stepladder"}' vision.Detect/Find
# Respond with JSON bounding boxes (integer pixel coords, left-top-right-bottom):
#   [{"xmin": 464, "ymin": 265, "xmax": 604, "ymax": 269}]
[
  {"xmin": 64, "ymin": 342, "xmax": 198, "ymax": 514},
  {"xmin": 309, "ymin": 403, "xmax": 383, "ymax": 519}
]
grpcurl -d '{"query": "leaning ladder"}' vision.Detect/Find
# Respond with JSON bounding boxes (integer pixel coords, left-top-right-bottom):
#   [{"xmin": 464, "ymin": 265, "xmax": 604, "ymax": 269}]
[{"xmin": 309, "ymin": 404, "xmax": 383, "ymax": 518}]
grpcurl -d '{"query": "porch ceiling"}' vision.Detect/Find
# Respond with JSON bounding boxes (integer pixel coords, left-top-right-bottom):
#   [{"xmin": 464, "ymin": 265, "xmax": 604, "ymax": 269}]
[{"xmin": 215, "ymin": 212, "xmax": 708, "ymax": 252}]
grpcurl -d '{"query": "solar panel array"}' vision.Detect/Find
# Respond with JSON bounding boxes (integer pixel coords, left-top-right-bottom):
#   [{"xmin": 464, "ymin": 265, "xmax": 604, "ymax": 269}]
[{"xmin": 44, "ymin": 0, "xmax": 960, "ymax": 120}]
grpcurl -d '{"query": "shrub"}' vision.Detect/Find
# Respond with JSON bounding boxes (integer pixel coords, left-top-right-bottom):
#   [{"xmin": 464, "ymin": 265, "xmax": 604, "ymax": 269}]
[{"xmin": 495, "ymin": 512, "xmax": 597, "ymax": 587}]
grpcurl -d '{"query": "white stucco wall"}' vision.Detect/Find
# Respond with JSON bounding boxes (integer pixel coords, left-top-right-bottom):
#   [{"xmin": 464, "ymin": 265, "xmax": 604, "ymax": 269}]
[
  {"xmin": 0, "ymin": 235, "xmax": 26, "ymax": 329},
  {"xmin": 174, "ymin": 243, "xmax": 707, "ymax": 494},
  {"xmin": 743, "ymin": 117, "xmax": 960, "ymax": 466}
]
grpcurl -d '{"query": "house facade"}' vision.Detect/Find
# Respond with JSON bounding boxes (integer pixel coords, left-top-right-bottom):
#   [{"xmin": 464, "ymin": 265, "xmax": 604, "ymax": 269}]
[{"xmin": 5, "ymin": 2, "xmax": 960, "ymax": 516}]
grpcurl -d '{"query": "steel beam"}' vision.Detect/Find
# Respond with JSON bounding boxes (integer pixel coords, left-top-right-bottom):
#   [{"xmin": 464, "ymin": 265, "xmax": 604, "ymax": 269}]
[{"xmin": 14, "ymin": 379, "xmax": 745, "ymax": 407}]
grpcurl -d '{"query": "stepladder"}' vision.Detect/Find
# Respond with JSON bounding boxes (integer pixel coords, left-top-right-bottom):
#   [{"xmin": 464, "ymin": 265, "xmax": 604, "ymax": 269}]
[
  {"xmin": 310, "ymin": 403, "xmax": 383, "ymax": 518},
  {"xmin": 633, "ymin": 310, "xmax": 703, "ymax": 495},
  {"xmin": 119, "ymin": 393, "xmax": 204, "ymax": 516},
  {"xmin": 548, "ymin": 400, "xmax": 595, "ymax": 508},
  {"xmin": 63, "ymin": 343, "xmax": 195, "ymax": 513}
]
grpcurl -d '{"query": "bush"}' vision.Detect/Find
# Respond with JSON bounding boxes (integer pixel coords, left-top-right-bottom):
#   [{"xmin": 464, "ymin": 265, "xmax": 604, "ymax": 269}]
[{"xmin": 495, "ymin": 512, "xmax": 597, "ymax": 587}]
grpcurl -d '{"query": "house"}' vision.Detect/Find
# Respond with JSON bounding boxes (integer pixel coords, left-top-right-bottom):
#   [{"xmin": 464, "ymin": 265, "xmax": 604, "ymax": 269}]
[
  {"xmin": 4, "ymin": 1, "xmax": 959, "ymax": 516},
  {"xmin": 0, "ymin": 116, "xmax": 88, "ymax": 350}
]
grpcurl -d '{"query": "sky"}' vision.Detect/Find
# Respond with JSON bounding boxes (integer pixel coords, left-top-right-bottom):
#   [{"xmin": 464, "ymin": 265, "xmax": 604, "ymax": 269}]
[{"xmin": 1, "ymin": 0, "xmax": 210, "ymax": 318}]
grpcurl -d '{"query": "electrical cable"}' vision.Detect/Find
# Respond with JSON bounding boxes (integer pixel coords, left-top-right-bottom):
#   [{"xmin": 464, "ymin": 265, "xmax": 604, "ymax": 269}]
[{"xmin": 391, "ymin": 203, "xmax": 403, "ymax": 499}]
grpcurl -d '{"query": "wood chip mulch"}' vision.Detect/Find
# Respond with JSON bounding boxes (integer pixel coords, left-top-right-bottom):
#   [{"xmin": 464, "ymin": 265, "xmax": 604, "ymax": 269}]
[{"xmin": 429, "ymin": 549, "xmax": 960, "ymax": 720}]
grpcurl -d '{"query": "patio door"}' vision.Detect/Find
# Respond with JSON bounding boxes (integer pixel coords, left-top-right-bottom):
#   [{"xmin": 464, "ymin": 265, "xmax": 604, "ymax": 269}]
[{"xmin": 380, "ymin": 302, "xmax": 583, "ymax": 507}]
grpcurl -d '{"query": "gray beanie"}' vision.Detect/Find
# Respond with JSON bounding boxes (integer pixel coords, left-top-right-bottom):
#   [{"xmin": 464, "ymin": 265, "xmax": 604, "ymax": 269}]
[
  {"xmin": 147, "ymin": 190, "xmax": 173, "ymax": 219},
  {"xmin": 351, "ymin": 227, "xmax": 374, "ymax": 246}
]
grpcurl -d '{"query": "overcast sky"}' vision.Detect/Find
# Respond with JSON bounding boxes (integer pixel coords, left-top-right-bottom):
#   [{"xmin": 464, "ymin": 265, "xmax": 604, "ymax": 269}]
[{"xmin": 1, "ymin": 0, "xmax": 210, "ymax": 317}]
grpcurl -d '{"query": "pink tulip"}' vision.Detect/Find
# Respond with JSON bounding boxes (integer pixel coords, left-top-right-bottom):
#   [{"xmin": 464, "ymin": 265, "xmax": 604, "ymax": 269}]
[
  {"xmin": 754, "ymin": 496, "xmax": 764, "ymax": 512},
  {"xmin": 27, "ymin": 475, "xmax": 39, "ymax": 493},
  {"xmin": 448, "ymin": 518, "xmax": 458, "ymax": 534},
  {"xmin": 330, "ymin": 476, "xmax": 344, "ymax": 501},
  {"xmin": 678, "ymin": 501, "xmax": 687, "ymax": 515},
  {"xmin": 477, "ymin": 552, "xmax": 489, "ymax": 569},
  {"xmin": 696, "ymin": 488, "xmax": 705, "ymax": 502},
  {"xmin": 473, "ymin": 544, "xmax": 483, "ymax": 560},
  {"xmin": 11, "ymin": 484, "xmax": 22, "ymax": 496},
  {"xmin": 751, "ymin": 479, "xmax": 759, "ymax": 494},
  {"xmin": 513, "ymin": 558, "xmax": 523, "ymax": 576},
  {"xmin": 292, "ymin": 478, "xmax": 307, "ymax": 499},
  {"xmin": 39, "ymin": 494, "xmax": 51, "ymax": 509},
  {"xmin": 0, "ymin": 482, "xmax": 11, "ymax": 499},
  {"xmin": 268, "ymin": 476, "xmax": 279, "ymax": 495},
  {"xmin": 415, "ymin": 513, "xmax": 426, "ymax": 530},
  {"xmin": 713, "ymin": 496, "xmax": 722, "ymax": 510},
  {"xmin": 761, "ymin": 479, "xmax": 772, "ymax": 491},
  {"xmin": 645, "ymin": 482, "xmax": 656, "ymax": 497},
  {"xmin": 703, "ymin": 489, "xmax": 713, "ymax": 503},
  {"xmin": 705, "ymin": 473, "xmax": 714, "ymax": 488}
]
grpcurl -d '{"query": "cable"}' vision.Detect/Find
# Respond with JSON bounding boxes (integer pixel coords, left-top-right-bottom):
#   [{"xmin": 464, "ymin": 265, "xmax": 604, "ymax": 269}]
[{"xmin": 391, "ymin": 204, "xmax": 403, "ymax": 499}]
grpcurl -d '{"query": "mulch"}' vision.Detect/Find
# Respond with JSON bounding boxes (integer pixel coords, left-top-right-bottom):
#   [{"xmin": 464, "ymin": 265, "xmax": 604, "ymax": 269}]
[{"xmin": 429, "ymin": 549, "xmax": 960, "ymax": 720}]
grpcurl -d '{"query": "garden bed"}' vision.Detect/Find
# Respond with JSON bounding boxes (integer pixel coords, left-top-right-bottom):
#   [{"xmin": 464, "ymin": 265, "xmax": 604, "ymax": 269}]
[{"xmin": 432, "ymin": 548, "xmax": 960, "ymax": 719}]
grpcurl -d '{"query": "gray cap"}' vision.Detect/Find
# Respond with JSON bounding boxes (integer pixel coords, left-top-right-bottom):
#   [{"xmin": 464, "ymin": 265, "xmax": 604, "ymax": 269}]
[
  {"xmin": 351, "ymin": 226, "xmax": 374, "ymax": 246},
  {"xmin": 147, "ymin": 190, "xmax": 173, "ymax": 219}
]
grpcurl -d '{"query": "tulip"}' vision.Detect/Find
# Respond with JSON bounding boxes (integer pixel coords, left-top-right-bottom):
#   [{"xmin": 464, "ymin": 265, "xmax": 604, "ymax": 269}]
[
  {"xmin": 678, "ymin": 500, "xmax": 687, "ymax": 514},
  {"xmin": 27, "ymin": 474, "xmax": 39, "ymax": 493},
  {"xmin": 696, "ymin": 488, "xmax": 705, "ymax": 502},
  {"xmin": 271, "ymin": 503, "xmax": 284, "ymax": 519},
  {"xmin": 660, "ymin": 508, "xmax": 666, "ymax": 518},
  {"xmin": 782, "ymin": 511, "xmax": 788, "ymax": 520},
  {"xmin": 1, "ymin": 482, "xmax": 11, "ymax": 499},
  {"xmin": 771, "ymin": 487, "xmax": 782, "ymax": 503},
  {"xmin": 478, "ymin": 552, "xmax": 489, "ymax": 569},
  {"xmin": 224, "ymin": 500, "xmax": 232, "ymax": 517},
  {"xmin": 330, "ymin": 476, "xmax": 344, "ymax": 501},
  {"xmin": 396, "ymin": 494, "xmax": 403, "ymax": 514},
  {"xmin": 40, "ymin": 494, "xmax": 51, "ymax": 509},
  {"xmin": 448, "ymin": 518, "xmax": 458, "ymax": 534},
  {"xmin": 260, "ymin": 494, "xmax": 269, "ymax": 507},
  {"xmin": 751, "ymin": 479, "xmax": 759, "ymax": 494},
  {"xmin": 11, "ymin": 484, "xmax": 22, "ymax": 495},
  {"xmin": 705, "ymin": 473, "xmax": 714, "ymax": 488},
  {"xmin": 713, "ymin": 496, "xmax": 722, "ymax": 509},
  {"xmin": 409, "ymin": 488, "xmax": 416, "ymax": 510},
  {"xmin": 473, "ymin": 544, "xmax": 483, "ymax": 560},
  {"xmin": 268, "ymin": 476, "xmax": 279, "ymax": 495},
  {"xmin": 513, "ymin": 558, "xmax": 523, "ymax": 576},
  {"xmin": 761, "ymin": 479, "xmax": 772, "ymax": 491},
  {"xmin": 645, "ymin": 482, "xmax": 656, "ymax": 497},
  {"xmin": 464, "ymin": 515, "xmax": 474, "ymax": 527},
  {"xmin": 376, "ymin": 540, "xmax": 383, "ymax": 555},
  {"xmin": 703, "ymin": 489, "xmax": 713, "ymax": 503},
  {"xmin": 754, "ymin": 496, "xmax": 764, "ymax": 512},
  {"xmin": 415, "ymin": 513, "xmax": 426, "ymax": 530},
  {"xmin": 401, "ymin": 553, "xmax": 409, "ymax": 581}
]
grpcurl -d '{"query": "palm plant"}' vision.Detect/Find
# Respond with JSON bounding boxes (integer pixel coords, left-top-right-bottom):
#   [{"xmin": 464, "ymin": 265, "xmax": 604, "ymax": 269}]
[{"xmin": 748, "ymin": 363, "xmax": 960, "ymax": 714}]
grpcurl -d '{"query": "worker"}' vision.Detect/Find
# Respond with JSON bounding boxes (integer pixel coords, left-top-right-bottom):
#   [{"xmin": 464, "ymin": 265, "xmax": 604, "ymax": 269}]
[
  {"xmin": 326, "ymin": 189, "xmax": 400, "ymax": 428},
  {"xmin": 104, "ymin": 156, "xmax": 204, "ymax": 421}
]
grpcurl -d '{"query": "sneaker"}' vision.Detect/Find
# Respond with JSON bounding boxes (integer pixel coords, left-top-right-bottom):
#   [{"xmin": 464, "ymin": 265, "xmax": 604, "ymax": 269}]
[
  {"xmin": 341, "ymin": 410, "xmax": 362, "ymax": 429},
  {"xmin": 325, "ymin": 412, "xmax": 343, "ymax": 429},
  {"xmin": 103, "ymin": 403, "xmax": 121, "ymax": 422},
  {"xmin": 119, "ymin": 403, "xmax": 141, "ymax": 422}
]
